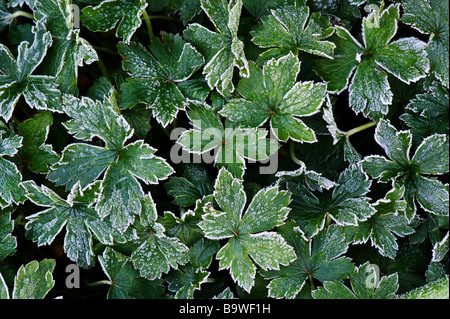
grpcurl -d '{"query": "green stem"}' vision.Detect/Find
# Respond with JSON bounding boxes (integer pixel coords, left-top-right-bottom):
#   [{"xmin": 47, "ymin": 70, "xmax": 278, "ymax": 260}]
[
  {"xmin": 92, "ymin": 45, "xmax": 119, "ymax": 56},
  {"xmin": 308, "ymin": 273, "xmax": 315, "ymax": 290},
  {"xmin": 85, "ymin": 280, "xmax": 113, "ymax": 287},
  {"xmin": 344, "ymin": 121, "xmax": 376, "ymax": 138},
  {"xmin": 141, "ymin": 10, "xmax": 154, "ymax": 42},
  {"xmin": 290, "ymin": 141, "xmax": 305, "ymax": 167},
  {"xmin": 96, "ymin": 57, "xmax": 111, "ymax": 81},
  {"xmin": 325, "ymin": 213, "xmax": 332, "ymax": 228},
  {"xmin": 11, "ymin": 11, "xmax": 34, "ymax": 20},
  {"xmin": 147, "ymin": 15, "xmax": 180, "ymax": 22}
]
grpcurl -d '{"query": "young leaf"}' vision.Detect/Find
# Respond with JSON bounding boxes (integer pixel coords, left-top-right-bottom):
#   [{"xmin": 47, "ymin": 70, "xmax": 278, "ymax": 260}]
[
  {"xmin": 312, "ymin": 262, "xmax": 399, "ymax": 299},
  {"xmin": 119, "ymin": 32, "xmax": 204, "ymax": 127},
  {"xmin": 198, "ymin": 168, "xmax": 296, "ymax": 293},
  {"xmin": 80, "ymin": 0, "xmax": 148, "ymax": 43},
  {"xmin": 251, "ymin": 1, "xmax": 336, "ymax": 62},
  {"xmin": 177, "ymin": 100, "xmax": 279, "ymax": 179},
  {"xmin": 402, "ymin": 0, "xmax": 449, "ymax": 87},
  {"xmin": 314, "ymin": 4, "xmax": 430, "ymax": 120},
  {"xmin": 361, "ymin": 119, "xmax": 449, "ymax": 220},
  {"xmin": 48, "ymin": 94, "xmax": 174, "ymax": 232},
  {"xmin": 262, "ymin": 222, "xmax": 354, "ymax": 299},
  {"xmin": 0, "ymin": 19, "xmax": 62, "ymax": 122},
  {"xmin": 220, "ymin": 53, "xmax": 327, "ymax": 142},
  {"xmin": 184, "ymin": 0, "xmax": 249, "ymax": 96}
]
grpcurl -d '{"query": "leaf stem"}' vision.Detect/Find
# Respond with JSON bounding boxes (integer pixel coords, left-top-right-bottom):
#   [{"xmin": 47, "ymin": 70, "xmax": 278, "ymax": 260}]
[
  {"xmin": 141, "ymin": 10, "xmax": 154, "ymax": 42},
  {"xmin": 85, "ymin": 280, "xmax": 113, "ymax": 287},
  {"xmin": 289, "ymin": 141, "xmax": 305, "ymax": 167},
  {"xmin": 308, "ymin": 273, "xmax": 315, "ymax": 290},
  {"xmin": 11, "ymin": 11, "xmax": 34, "ymax": 20},
  {"xmin": 344, "ymin": 121, "xmax": 376, "ymax": 138}
]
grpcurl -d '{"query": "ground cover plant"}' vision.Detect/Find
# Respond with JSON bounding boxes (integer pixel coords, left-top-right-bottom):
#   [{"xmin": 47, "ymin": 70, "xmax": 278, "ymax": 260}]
[{"xmin": 0, "ymin": 0, "xmax": 448, "ymax": 300}]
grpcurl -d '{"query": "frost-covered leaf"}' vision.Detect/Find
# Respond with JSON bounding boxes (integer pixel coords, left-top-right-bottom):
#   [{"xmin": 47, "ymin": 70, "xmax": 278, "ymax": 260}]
[
  {"xmin": 0, "ymin": 207, "xmax": 16, "ymax": 260},
  {"xmin": 22, "ymin": 180, "xmax": 103, "ymax": 269},
  {"xmin": 361, "ymin": 120, "xmax": 449, "ymax": 220},
  {"xmin": 12, "ymin": 259, "xmax": 55, "ymax": 299},
  {"xmin": 164, "ymin": 164, "xmax": 213, "ymax": 207},
  {"xmin": 314, "ymin": 4, "xmax": 429, "ymax": 120},
  {"xmin": 312, "ymin": 262, "xmax": 399, "ymax": 299},
  {"xmin": 17, "ymin": 111, "xmax": 59, "ymax": 174},
  {"xmin": 0, "ymin": 131, "xmax": 24, "ymax": 207},
  {"xmin": 48, "ymin": 94, "xmax": 173, "ymax": 232},
  {"xmin": 220, "ymin": 53, "xmax": 327, "ymax": 142},
  {"xmin": 131, "ymin": 195, "xmax": 190, "ymax": 279},
  {"xmin": 400, "ymin": 275, "xmax": 449, "ymax": 299},
  {"xmin": 198, "ymin": 168, "xmax": 296, "ymax": 292},
  {"xmin": 184, "ymin": 0, "xmax": 249, "ymax": 96},
  {"xmin": 34, "ymin": 0, "xmax": 98, "ymax": 95},
  {"xmin": 0, "ymin": 19, "xmax": 62, "ymax": 122},
  {"xmin": 251, "ymin": 1, "xmax": 336, "ymax": 62},
  {"xmin": 288, "ymin": 164, "xmax": 375, "ymax": 238},
  {"xmin": 81, "ymin": 0, "xmax": 148, "ymax": 43},
  {"xmin": 177, "ymin": 100, "xmax": 279, "ymax": 179},
  {"xmin": 402, "ymin": 0, "xmax": 449, "ymax": 87},
  {"xmin": 98, "ymin": 247, "xmax": 165, "ymax": 299},
  {"xmin": 400, "ymin": 83, "xmax": 449, "ymax": 145},
  {"xmin": 119, "ymin": 32, "xmax": 204, "ymax": 126},
  {"xmin": 432, "ymin": 232, "xmax": 449, "ymax": 263},
  {"xmin": 262, "ymin": 222, "xmax": 354, "ymax": 299},
  {"xmin": 344, "ymin": 185, "xmax": 414, "ymax": 259}
]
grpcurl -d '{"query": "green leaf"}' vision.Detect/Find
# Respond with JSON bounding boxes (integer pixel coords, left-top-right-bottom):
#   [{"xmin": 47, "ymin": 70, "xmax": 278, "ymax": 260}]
[
  {"xmin": 314, "ymin": 4, "xmax": 429, "ymax": 121},
  {"xmin": 98, "ymin": 247, "xmax": 166, "ymax": 299},
  {"xmin": 22, "ymin": 181, "xmax": 101, "ymax": 269},
  {"xmin": 164, "ymin": 165, "xmax": 213, "ymax": 207},
  {"xmin": 251, "ymin": 2, "xmax": 335, "ymax": 62},
  {"xmin": 400, "ymin": 275, "xmax": 449, "ymax": 299},
  {"xmin": 34, "ymin": 0, "xmax": 98, "ymax": 95},
  {"xmin": 402, "ymin": 0, "xmax": 449, "ymax": 87},
  {"xmin": 0, "ymin": 132, "xmax": 24, "ymax": 207},
  {"xmin": 198, "ymin": 168, "xmax": 295, "ymax": 292},
  {"xmin": 0, "ymin": 19, "xmax": 62, "ymax": 122},
  {"xmin": 0, "ymin": 207, "xmax": 16, "ymax": 260},
  {"xmin": 313, "ymin": 262, "xmax": 399, "ymax": 299},
  {"xmin": 314, "ymin": 26, "xmax": 364, "ymax": 94},
  {"xmin": 262, "ymin": 222, "xmax": 354, "ymax": 299},
  {"xmin": 220, "ymin": 53, "xmax": 327, "ymax": 142},
  {"xmin": 177, "ymin": 100, "xmax": 279, "ymax": 179},
  {"xmin": 48, "ymin": 94, "xmax": 174, "ymax": 232},
  {"xmin": 288, "ymin": 164, "xmax": 375, "ymax": 238},
  {"xmin": 131, "ymin": 194, "xmax": 190, "ymax": 279},
  {"xmin": 361, "ymin": 119, "xmax": 449, "ymax": 220},
  {"xmin": 184, "ymin": 0, "xmax": 249, "ymax": 96},
  {"xmin": 17, "ymin": 111, "xmax": 59, "ymax": 174},
  {"xmin": 432, "ymin": 231, "xmax": 449, "ymax": 263},
  {"xmin": 119, "ymin": 32, "xmax": 204, "ymax": 126},
  {"xmin": 12, "ymin": 259, "xmax": 55, "ymax": 299},
  {"xmin": 81, "ymin": 0, "xmax": 148, "ymax": 43},
  {"xmin": 345, "ymin": 185, "xmax": 414, "ymax": 259}
]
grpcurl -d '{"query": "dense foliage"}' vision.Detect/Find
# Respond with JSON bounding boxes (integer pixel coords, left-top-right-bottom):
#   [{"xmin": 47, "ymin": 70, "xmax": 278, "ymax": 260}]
[{"xmin": 0, "ymin": 0, "xmax": 448, "ymax": 299}]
